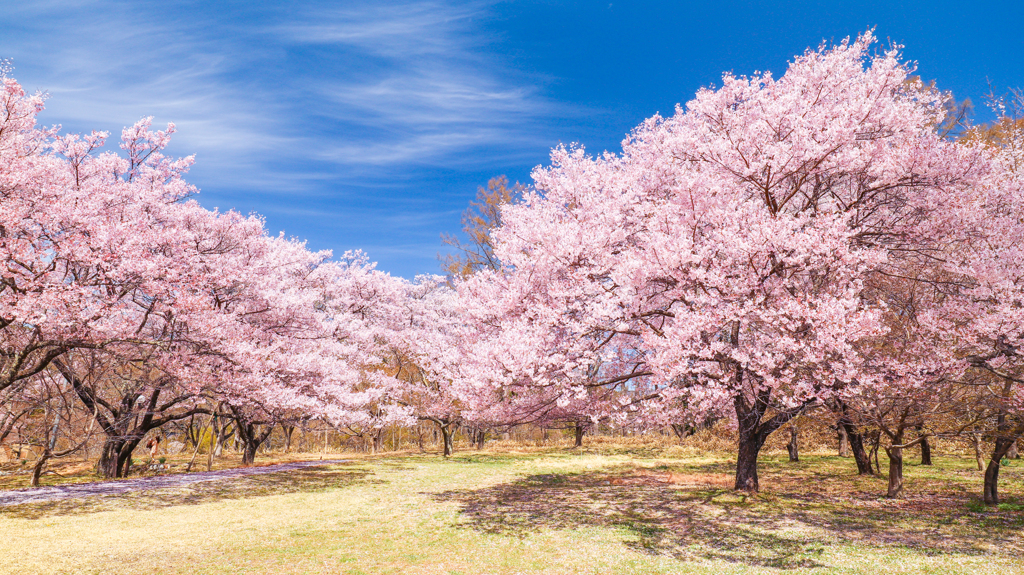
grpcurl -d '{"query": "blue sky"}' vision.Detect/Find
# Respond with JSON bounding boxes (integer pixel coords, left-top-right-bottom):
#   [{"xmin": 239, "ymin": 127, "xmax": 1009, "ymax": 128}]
[{"xmin": 4, "ymin": 0, "xmax": 1023, "ymax": 277}]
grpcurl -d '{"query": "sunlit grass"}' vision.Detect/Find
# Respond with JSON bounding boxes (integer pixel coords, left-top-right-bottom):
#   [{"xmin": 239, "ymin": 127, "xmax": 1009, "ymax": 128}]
[{"xmin": 2, "ymin": 446, "xmax": 1023, "ymax": 574}]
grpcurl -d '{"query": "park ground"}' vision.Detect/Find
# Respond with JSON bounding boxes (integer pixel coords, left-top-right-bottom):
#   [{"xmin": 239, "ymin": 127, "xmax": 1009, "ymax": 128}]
[{"xmin": 2, "ymin": 441, "xmax": 1023, "ymax": 575}]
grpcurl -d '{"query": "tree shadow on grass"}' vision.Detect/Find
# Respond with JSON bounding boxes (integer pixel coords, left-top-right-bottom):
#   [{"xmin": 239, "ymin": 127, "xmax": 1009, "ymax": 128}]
[
  {"xmin": 1, "ymin": 466, "xmax": 378, "ymax": 520},
  {"xmin": 433, "ymin": 465, "xmax": 1024, "ymax": 569},
  {"xmin": 434, "ymin": 467, "xmax": 822, "ymax": 569}
]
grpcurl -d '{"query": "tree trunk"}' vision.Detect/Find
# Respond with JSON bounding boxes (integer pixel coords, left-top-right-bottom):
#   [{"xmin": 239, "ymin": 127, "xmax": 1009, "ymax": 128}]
[
  {"xmin": 30, "ymin": 453, "xmax": 50, "ymax": 487},
  {"xmin": 96, "ymin": 435, "xmax": 143, "ymax": 478},
  {"xmin": 574, "ymin": 423, "xmax": 585, "ymax": 448},
  {"xmin": 216, "ymin": 423, "xmax": 232, "ymax": 457},
  {"xmin": 837, "ymin": 424, "xmax": 850, "ymax": 458},
  {"xmin": 233, "ymin": 414, "xmax": 273, "ymax": 467},
  {"xmin": 67, "ymin": 367, "xmax": 151, "ymax": 479},
  {"xmin": 886, "ymin": 440, "xmax": 905, "ymax": 498},
  {"xmin": 96, "ymin": 438, "xmax": 122, "ymax": 477},
  {"xmin": 786, "ymin": 424, "xmax": 799, "ymax": 463},
  {"xmin": 913, "ymin": 423, "xmax": 932, "ymax": 465},
  {"xmin": 238, "ymin": 422, "xmax": 274, "ymax": 466},
  {"xmin": 185, "ymin": 417, "xmax": 208, "ymax": 473},
  {"xmin": 282, "ymin": 424, "xmax": 295, "ymax": 453},
  {"xmin": 735, "ymin": 424, "xmax": 768, "ymax": 492},
  {"xmin": 869, "ymin": 430, "xmax": 881, "ymax": 475},
  {"xmin": 1008, "ymin": 440, "xmax": 1019, "ymax": 459},
  {"xmin": 919, "ymin": 435, "xmax": 932, "ymax": 466},
  {"xmin": 983, "ymin": 437, "xmax": 1015, "ymax": 505},
  {"xmin": 983, "ymin": 407, "xmax": 1022, "ymax": 505},
  {"xmin": 850, "ymin": 427, "xmax": 873, "ymax": 474},
  {"xmin": 62, "ymin": 364, "xmax": 205, "ymax": 478},
  {"xmin": 972, "ymin": 431, "xmax": 985, "ymax": 471},
  {"xmin": 837, "ymin": 405, "xmax": 873, "ymax": 475},
  {"xmin": 207, "ymin": 415, "xmax": 220, "ymax": 471},
  {"xmin": 117, "ymin": 445, "xmax": 135, "ymax": 477},
  {"xmin": 732, "ymin": 383, "xmax": 806, "ymax": 492},
  {"xmin": 185, "ymin": 415, "xmax": 199, "ymax": 449},
  {"xmin": 474, "ymin": 428, "xmax": 486, "ymax": 450},
  {"xmin": 440, "ymin": 422, "xmax": 454, "ymax": 457},
  {"xmin": 241, "ymin": 438, "xmax": 258, "ymax": 465},
  {"xmin": 734, "ymin": 381, "xmax": 766, "ymax": 492}
]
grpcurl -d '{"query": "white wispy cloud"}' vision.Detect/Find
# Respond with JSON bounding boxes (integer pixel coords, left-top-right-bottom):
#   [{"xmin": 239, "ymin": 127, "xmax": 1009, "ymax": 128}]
[
  {"xmin": 271, "ymin": 1, "xmax": 561, "ymax": 168},
  {"xmin": 7, "ymin": 0, "xmax": 559, "ymax": 175},
  {"xmin": 4, "ymin": 5, "xmax": 291, "ymax": 183},
  {"xmin": 0, "ymin": 0, "xmax": 565, "ymax": 276},
  {"xmin": 270, "ymin": 1, "xmax": 489, "ymax": 57}
]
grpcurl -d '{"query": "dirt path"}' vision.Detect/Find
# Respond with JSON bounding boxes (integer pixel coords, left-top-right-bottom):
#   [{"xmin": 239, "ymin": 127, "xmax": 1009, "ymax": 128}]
[{"xmin": 0, "ymin": 459, "xmax": 349, "ymax": 507}]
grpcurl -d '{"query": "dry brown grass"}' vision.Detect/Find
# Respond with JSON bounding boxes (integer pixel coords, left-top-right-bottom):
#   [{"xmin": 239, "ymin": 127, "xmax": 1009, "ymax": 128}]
[{"xmin": 2, "ymin": 442, "xmax": 1023, "ymax": 574}]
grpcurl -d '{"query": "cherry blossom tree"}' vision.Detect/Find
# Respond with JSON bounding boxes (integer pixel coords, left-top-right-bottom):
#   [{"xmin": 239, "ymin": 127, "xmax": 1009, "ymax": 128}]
[
  {"xmin": 1, "ymin": 69, "xmax": 418, "ymax": 469},
  {"xmin": 917, "ymin": 89, "xmax": 1024, "ymax": 504},
  {"xmin": 0, "ymin": 77, "xmax": 202, "ymax": 393},
  {"xmin": 459, "ymin": 31, "xmax": 987, "ymax": 492},
  {"xmin": 384, "ymin": 277, "xmax": 475, "ymax": 457},
  {"xmin": 184, "ymin": 240, "xmax": 416, "ymax": 464}
]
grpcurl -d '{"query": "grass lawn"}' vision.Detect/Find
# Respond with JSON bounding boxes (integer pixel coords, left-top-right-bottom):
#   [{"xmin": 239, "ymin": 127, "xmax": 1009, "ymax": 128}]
[{"xmin": 2, "ymin": 445, "xmax": 1023, "ymax": 574}]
